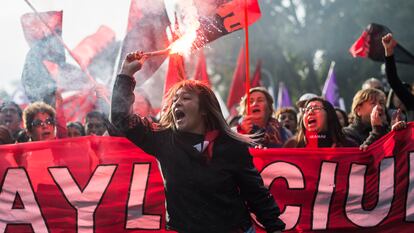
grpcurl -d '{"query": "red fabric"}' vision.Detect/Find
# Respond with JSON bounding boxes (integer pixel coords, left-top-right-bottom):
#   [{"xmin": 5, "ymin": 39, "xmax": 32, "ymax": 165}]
[
  {"xmin": 42, "ymin": 61, "xmax": 60, "ymax": 79},
  {"xmin": 305, "ymin": 131, "xmax": 318, "ymax": 148},
  {"xmin": 126, "ymin": 0, "xmax": 144, "ymax": 32},
  {"xmin": 119, "ymin": 0, "xmax": 170, "ymax": 83},
  {"xmin": 72, "ymin": 26, "xmax": 116, "ymax": 69},
  {"xmin": 193, "ymin": 50, "xmax": 211, "ymax": 87},
  {"xmin": 1, "ymin": 124, "xmax": 414, "ymax": 232},
  {"xmin": 204, "ymin": 130, "xmax": 219, "ymax": 160},
  {"xmin": 20, "ymin": 11, "xmax": 63, "ymax": 47},
  {"xmin": 227, "ymin": 46, "xmax": 246, "ymax": 110},
  {"xmin": 163, "ymin": 54, "xmax": 186, "ymax": 98},
  {"xmin": 216, "ymin": 0, "xmax": 261, "ymax": 33},
  {"xmin": 349, "ymin": 31, "xmax": 370, "ymax": 58},
  {"xmin": 62, "ymin": 91, "xmax": 96, "ymax": 123},
  {"xmin": 251, "ymin": 59, "xmax": 262, "ymax": 88}
]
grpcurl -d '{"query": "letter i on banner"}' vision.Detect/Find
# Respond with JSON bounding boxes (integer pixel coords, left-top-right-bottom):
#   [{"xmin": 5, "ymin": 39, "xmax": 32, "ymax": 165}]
[
  {"xmin": 49, "ymin": 165, "xmax": 117, "ymax": 233},
  {"xmin": 312, "ymin": 162, "xmax": 337, "ymax": 230}
]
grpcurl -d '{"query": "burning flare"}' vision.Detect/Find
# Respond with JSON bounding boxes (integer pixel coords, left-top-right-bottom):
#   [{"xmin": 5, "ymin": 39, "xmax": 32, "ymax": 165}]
[
  {"xmin": 168, "ymin": 30, "xmax": 197, "ymax": 55},
  {"xmin": 129, "ymin": 27, "xmax": 199, "ymax": 60}
]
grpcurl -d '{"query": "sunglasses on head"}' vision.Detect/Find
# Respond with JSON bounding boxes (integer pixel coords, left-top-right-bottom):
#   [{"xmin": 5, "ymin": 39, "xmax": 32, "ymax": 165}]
[{"xmin": 31, "ymin": 118, "xmax": 55, "ymax": 128}]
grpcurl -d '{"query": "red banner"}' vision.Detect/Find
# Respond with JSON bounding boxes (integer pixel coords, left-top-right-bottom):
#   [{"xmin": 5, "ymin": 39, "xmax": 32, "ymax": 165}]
[{"xmin": 1, "ymin": 124, "xmax": 414, "ymax": 232}]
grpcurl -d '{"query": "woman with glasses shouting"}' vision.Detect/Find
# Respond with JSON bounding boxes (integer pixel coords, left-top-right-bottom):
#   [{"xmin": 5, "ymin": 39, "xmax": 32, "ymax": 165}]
[
  {"xmin": 23, "ymin": 102, "xmax": 57, "ymax": 141},
  {"xmin": 284, "ymin": 97, "xmax": 357, "ymax": 148}
]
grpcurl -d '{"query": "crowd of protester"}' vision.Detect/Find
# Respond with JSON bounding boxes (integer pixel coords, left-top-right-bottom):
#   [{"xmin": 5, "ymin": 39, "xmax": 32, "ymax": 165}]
[
  {"xmin": 0, "ymin": 33, "xmax": 411, "ymax": 150},
  {"xmin": 0, "ymin": 32, "xmax": 412, "ymax": 233}
]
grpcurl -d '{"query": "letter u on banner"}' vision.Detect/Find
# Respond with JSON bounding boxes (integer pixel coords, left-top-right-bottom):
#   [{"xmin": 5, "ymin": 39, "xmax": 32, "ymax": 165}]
[{"xmin": 345, "ymin": 157, "xmax": 395, "ymax": 227}]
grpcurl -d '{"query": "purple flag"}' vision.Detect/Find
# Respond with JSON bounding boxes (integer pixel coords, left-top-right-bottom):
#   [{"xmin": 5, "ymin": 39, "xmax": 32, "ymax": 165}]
[
  {"xmin": 277, "ymin": 82, "xmax": 292, "ymax": 109},
  {"xmin": 322, "ymin": 61, "xmax": 340, "ymax": 107}
]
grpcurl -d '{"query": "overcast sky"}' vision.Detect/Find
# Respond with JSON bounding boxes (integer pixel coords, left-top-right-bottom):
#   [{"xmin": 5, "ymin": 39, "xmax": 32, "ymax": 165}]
[{"xmin": 1, "ymin": 0, "xmax": 130, "ymax": 95}]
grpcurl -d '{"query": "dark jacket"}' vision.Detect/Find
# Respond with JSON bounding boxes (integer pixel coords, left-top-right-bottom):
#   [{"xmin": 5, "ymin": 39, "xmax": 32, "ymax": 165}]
[
  {"xmin": 236, "ymin": 118, "xmax": 292, "ymax": 148},
  {"xmin": 342, "ymin": 117, "xmax": 388, "ymax": 147},
  {"xmin": 385, "ymin": 55, "xmax": 414, "ymax": 121},
  {"xmin": 110, "ymin": 74, "xmax": 285, "ymax": 233}
]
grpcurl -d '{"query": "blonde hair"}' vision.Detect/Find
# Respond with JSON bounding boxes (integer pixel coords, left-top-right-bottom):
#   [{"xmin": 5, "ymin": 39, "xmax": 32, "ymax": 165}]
[
  {"xmin": 351, "ymin": 88, "xmax": 386, "ymax": 119},
  {"xmin": 159, "ymin": 80, "xmax": 253, "ymax": 144}
]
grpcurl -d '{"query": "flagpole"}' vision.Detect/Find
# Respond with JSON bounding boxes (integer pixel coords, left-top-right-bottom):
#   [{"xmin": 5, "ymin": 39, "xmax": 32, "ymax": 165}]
[
  {"xmin": 23, "ymin": 0, "xmax": 110, "ymax": 104},
  {"xmin": 244, "ymin": 0, "xmax": 251, "ymax": 115}
]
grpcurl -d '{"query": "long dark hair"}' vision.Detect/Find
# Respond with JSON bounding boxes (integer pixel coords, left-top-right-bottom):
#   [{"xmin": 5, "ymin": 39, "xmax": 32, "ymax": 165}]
[
  {"xmin": 159, "ymin": 80, "xmax": 253, "ymax": 144},
  {"xmin": 296, "ymin": 97, "xmax": 347, "ymax": 147}
]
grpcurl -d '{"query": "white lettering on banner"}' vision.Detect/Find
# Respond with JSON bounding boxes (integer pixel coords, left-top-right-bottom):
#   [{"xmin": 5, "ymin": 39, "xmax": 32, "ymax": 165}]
[
  {"xmin": 406, "ymin": 152, "xmax": 414, "ymax": 221},
  {"xmin": 49, "ymin": 165, "xmax": 117, "ymax": 233},
  {"xmin": 0, "ymin": 168, "xmax": 48, "ymax": 232},
  {"xmin": 312, "ymin": 162, "xmax": 337, "ymax": 230},
  {"xmin": 345, "ymin": 157, "xmax": 394, "ymax": 227},
  {"xmin": 260, "ymin": 162, "xmax": 304, "ymax": 230},
  {"xmin": 126, "ymin": 163, "xmax": 161, "ymax": 229}
]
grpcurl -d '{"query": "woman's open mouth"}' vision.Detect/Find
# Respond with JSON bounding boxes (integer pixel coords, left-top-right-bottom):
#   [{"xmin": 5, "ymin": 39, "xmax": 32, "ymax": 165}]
[
  {"xmin": 174, "ymin": 110, "xmax": 186, "ymax": 122},
  {"xmin": 42, "ymin": 131, "xmax": 51, "ymax": 138},
  {"xmin": 307, "ymin": 118, "xmax": 317, "ymax": 127}
]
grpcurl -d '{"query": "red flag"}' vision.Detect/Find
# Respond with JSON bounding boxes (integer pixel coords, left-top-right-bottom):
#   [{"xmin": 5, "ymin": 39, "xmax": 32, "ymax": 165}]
[
  {"xmin": 227, "ymin": 46, "xmax": 246, "ymax": 112},
  {"xmin": 118, "ymin": 0, "xmax": 170, "ymax": 84},
  {"xmin": 72, "ymin": 25, "xmax": 120, "ymax": 84},
  {"xmin": 193, "ymin": 50, "xmax": 210, "ymax": 87},
  {"xmin": 20, "ymin": 11, "xmax": 63, "ymax": 47},
  {"xmin": 62, "ymin": 91, "xmax": 97, "ymax": 123},
  {"xmin": 192, "ymin": 0, "xmax": 262, "ymax": 49},
  {"xmin": 349, "ymin": 23, "xmax": 414, "ymax": 65},
  {"xmin": 349, "ymin": 30, "xmax": 370, "ymax": 58},
  {"xmin": 163, "ymin": 54, "xmax": 186, "ymax": 97},
  {"xmin": 251, "ymin": 59, "xmax": 262, "ymax": 88},
  {"xmin": 72, "ymin": 26, "xmax": 116, "ymax": 69},
  {"xmin": 20, "ymin": 11, "xmax": 65, "ymax": 105}
]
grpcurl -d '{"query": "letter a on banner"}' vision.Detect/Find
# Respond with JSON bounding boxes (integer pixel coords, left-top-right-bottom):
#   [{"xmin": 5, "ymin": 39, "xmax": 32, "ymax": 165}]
[{"xmin": 0, "ymin": 168, "xmax": 48, "ymax": 232}]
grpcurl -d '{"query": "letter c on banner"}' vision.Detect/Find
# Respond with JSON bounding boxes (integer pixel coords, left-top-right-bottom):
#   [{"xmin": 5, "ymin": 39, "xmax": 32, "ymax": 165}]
[{"xmin": 258, "ymin": 162, "xmax": 305, "ymax": 230}]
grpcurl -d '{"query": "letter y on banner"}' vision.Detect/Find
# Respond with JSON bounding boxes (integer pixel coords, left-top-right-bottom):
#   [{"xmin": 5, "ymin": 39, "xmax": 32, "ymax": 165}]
[{"xmin": 49, "ymin": 165, "xmax": 117, "ymax": 233}]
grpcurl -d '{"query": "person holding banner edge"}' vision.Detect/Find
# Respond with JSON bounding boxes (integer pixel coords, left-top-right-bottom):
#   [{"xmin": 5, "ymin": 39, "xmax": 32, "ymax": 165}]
[{"xmin": 110, "ymin": 52, "xmax": 285, "ymax": 233}]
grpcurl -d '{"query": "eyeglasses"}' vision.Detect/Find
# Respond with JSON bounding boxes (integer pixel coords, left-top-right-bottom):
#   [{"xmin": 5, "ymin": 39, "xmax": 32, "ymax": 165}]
[
  {"xmin": 301, "ymin": 106, "xmax": 325, "ymax": 113},
  {"xmin": 31, "ymin": 118, "xmax": 55, "ymax": 128}
]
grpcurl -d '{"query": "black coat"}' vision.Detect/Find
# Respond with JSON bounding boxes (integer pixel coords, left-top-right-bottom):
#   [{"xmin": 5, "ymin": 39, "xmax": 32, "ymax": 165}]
[
  {"xmin": 110, "ymin": 74, "xmax": 285, "ymax": 233},
  {"xmin": 342, "ymin": 117, "xmax": 388, "ymax": 147}
]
